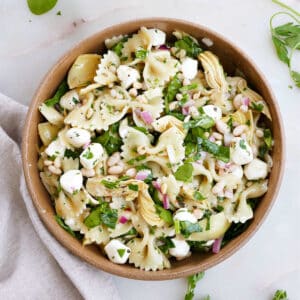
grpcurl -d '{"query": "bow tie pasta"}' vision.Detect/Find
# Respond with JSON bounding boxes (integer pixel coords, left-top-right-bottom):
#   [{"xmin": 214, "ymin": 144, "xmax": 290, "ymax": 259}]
[{"xmin": 37, "ymin": 27, "xmax": 274, "ymax": 271}]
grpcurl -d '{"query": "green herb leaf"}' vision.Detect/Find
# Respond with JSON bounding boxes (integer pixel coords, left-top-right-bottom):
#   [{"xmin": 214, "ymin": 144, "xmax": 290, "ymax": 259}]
[
  {"xmin": 184, "ymin": 114, "xmax": 215, "ymax": 130},
  {"xmin": 250, "ymin": 102, "xmax": 264, "ymax": 112},
  {"xmin": 101, "ymin": 180, "xmax": 119, "ymax": 189},
  {"xmin": 64, "ymin": 148, "xmax": 81, "ymax": 159},
  {"xmin": 291, "ymin": 70, "xmax": 300, "ymax": 87},
  {"xmin": 174, "ymin": 163, "xmax": 194, "ymax": 182},
  {"xmin": 175, "ymin": 36, "xmax": 203, "ymax": 58},
  {"xmin": 193, "ymin": 191, "xmax": 206, "ymax": 201},
  {"xmin": 272, "ymin": 36, "xmax": 290, "ymax": 65},
  {"xmin": 275, "ymin": 22, "xmax": 300, "ymax": 36},
  {"xmin": 156, "ymin": 205, "xmax": 174, "ymax": 225},
  {"xmin": 272, "ymin": 289, "xmax": 288, "ymax": 300},
  {"xmin": 128, "ymin": 184, "xmax": 139, "ymax": 191},
  {"xmin": 180, "ymin": 83, "xmax": 198, "ymax": 92},
  {"xmin": 27, "ymin": 0, "xmax": 58, "ymax": 15},
  {"xmin": 157, "ymin": 237, "xmax": 175, "ymax": 254},
  {"xmin": 117, "ymin": 248, "xmax": 126, "ymax": 258},
  {"xmin": 264, "ymin": 129, "xmax": 273, "ymax": 148},
  {"xmin": 135, "ymin": 48, "xmax": 148, "ymax": 59},
  {"xmin": 127, "ymin": 154, "xmax": 147, "ymax": 165},
  {"xmin": 101, "ymin": 209, "xmax": 118, "ymax": 229},
  {"xmin": 239, "ymin": 139, "xmax": 247, "ymax": 149},
  {"xmin": 164, "ymin": 74, "xmax": 182, "ymax": 113},
  {"xmin": 200, "ymin": 139, "xmax": 230, "ymax": 162},
  {"xmin": 55, "ymin": 215, "xmax": 77, "ymax": 238},
  {"xmin": 44, "ymin": 80, "xmax": 69, "ymax": 107},
  {"xmin": 111, "ymin": 37, "xmax": 128, "ymax": 56},
  {"xmin": 168, "ymin": 111, "xmax": 185, "ymax": 121},
  {"xmin": 184, "ymin": 272, "xmax": 205, "ymax": 300},
  {"xmin": 82, "ymin": 148, "xmax": 94, "ymax": 159},
  {"xmin": 180, "ymin": 221, "xmax": 202, "ymax": 238}
]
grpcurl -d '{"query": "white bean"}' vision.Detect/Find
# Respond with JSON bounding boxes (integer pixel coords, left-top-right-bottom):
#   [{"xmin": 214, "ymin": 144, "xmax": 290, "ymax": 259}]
[
  {"xmin": 44, "ymin": 160, "xmax": 53, "ymax": 166},
  {"xmin": 86, "ymin": 107, "xmax": 94, "ymax": 119},
  {"xmin": 136, "ymin": 95, "xmax": 147, "ymax": 103},
  {"xmin": 183, "ymin": 78, "xmax": 190, "ymax": 86},
  {"xmin": 255, "ymin": 129, "xmax": 264, "ymax": 138},
  {"xmin": 240, "ymin": 104, "xmax": 248, "ymax": 112},
  {"xmin": 125, "ymin": 168, "xmax": 137, "ymax": 178},
  {"xmin": 233, "ymin": 125, "xmax": 248, "ymax": 136},
  {"xmin": 169, "ymin": 101, "xmax": 179, "ymax": 111},
  {"xmin": 129, "ymin": 88, "xmax": 138, "ymax": 97},
  {"xmin": 108, "ymin": 165, "xmax": 124, "ymax": 175},
  {"xmin": 192, "ymin": 92, "xmax": 201, "ymax": 100},
  {"xmin": 81, "ymin": 168, "xmax": 95, "ymax": 177},
  {"xmin": 176, "ymin": 93, "xmax": 183, "ymax": 101},
  {"xmin": 107, "ymin": 152, "xmax": 121, "ymax": 167},
  {"xmin": 54, "ymin": 157, "xmax": 61, "ymax": 169},
  {"xmin": 133, "ymin": 81, "xmax": 143, "ymax": 89},
  {"xmin": 212, "ymin": 132, "xmax": 223, "ymax": 140},
  {"xmin": 110, "ymin": 89, "xmax": 117, "ymax": 98},
  {"xmin": 48, "ymin": 165, "xmax": 62, "ymax": 175},
  {"xmin": 216, "ymin": 120, "xmax": 230, "ymax": 134},
  {"xmin": 233, "ymin": 94, "xmax": 244, "ymax": 109},
  {"xmin": 189, "ymin": 106, "xmax": 199, "ymax": 118},
  {"xmin": 137, "ymin": 145, "xmax": 147, "ymax": 155}
]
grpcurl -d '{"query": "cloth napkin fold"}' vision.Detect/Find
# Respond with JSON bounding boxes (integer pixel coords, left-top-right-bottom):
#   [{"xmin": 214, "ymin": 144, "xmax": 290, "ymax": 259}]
[{"xmin": 0, "ymin": 93, "xmax": 120, "ymax": 300}]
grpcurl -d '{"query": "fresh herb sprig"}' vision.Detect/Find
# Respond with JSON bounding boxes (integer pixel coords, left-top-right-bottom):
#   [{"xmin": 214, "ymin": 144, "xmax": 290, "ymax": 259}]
[
  {"xmin": 270, "ymin": 1, "xmax": 300, "ymax": 87},
  {"xmin": 27, "ymin": 0, "xmax": 58, "ymax": 15},
  {"xmin": 185, "ymin": 272, "xmax": 206, "ymax": 300}
]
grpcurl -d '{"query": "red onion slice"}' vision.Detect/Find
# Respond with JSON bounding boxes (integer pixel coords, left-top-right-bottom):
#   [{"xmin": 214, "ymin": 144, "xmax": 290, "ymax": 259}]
[
  {"xmin": 163, "ymin": 194, "xmax": 169, "ymax": 209},
  {"xmin": 135, "ymin": 170, "xmax": 151, "ymax": 181},
  {"xmin": 140, "ymin": 111, "xmax": 153, "ymax": 124},
  {"xmin": 212, "ymin": 237, "xmax": 223, "ymax": 254},
  {"xmin": 119, "ymin": 216, "xmax": 128, "ymax": 224}
]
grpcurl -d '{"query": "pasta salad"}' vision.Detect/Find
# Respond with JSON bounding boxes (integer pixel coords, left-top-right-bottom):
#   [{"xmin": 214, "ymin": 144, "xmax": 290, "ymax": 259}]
[{"xmin": 37, "ymin": 27, "xmax": 273, "ymax": 271}]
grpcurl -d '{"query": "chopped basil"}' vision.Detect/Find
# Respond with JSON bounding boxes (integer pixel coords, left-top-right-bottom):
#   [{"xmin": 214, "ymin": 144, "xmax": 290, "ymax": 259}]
[
  {"xmin": 193, "ymin": 191, "xmax": 205, "ymax": 201},
  {"xmin": 163, "ymin": 74, "xmax": 182, "ymax": 113},
  {"xmin": 157, "ymin": 236, "xmax": 175, "ymax": 254},
  {"xmin": 135, "ymin": 48, "xmax": 148, "ymax": 59},
  {"xmin": 55, "ymin": 214, "xmax": 82, "ymax": 239},
  {"xmin": 128, "ymin": 184, "xmax": 139, "ymax": 191},
  {"xmin": 180, "ymin": 221, "xmax": 202, "ymax": 238},
  {"xmin": 117, "ymin": 248, "xmax": 126, "ymax": 258},
  {"xmin": 168, "ymin": 111, "xmax": 185, "ymax": 121},
  {"xmin": 133, "ymin": 126, "xmax": 149, "ymax": 135},
  {"xmin": 111, "ymin": 37, "xmax": 128, "ymax": 57},
  {"xmin": 27, "ymin": 0, "xmax": 58, "ymax": 15},
  {"xmin": 227, "ymin": 116, "xmax": 233, "ymax": 131},
  {"xmin": 239, "ymin": 139, "xmax": 247, "ymax": 149},
  {"xmin": 64, "ymin": 148, "xmax": 81, "ymax": 159},
  {"xmin": 92, "ymin": 123, "xmax": 122, "ymax": 156},
  {"xmin": 72, "ymin": 97, "xmax": 80, "ymax": 104},
  {"xmin": 101, "ymin": 180, "xmax": 119, "ymax": 189},
  {"xmin": 174, "ymin": 36, "xmax": 203, "ymax": 58},
  {"xmin": 250, "ymin": 102, "xmax": 264, "ymax": 112},
  {"xmin": 199, "ymin": 138, "xmax": 230, "ymax": 163},
  {"xmin": 44, "ymin": 80, "xmax": 69, "ymax": 107},
  {"xmin": 174, "ymin": 162, "xmax": 194, "ymax": 182},
  {"xmin": 272, "ymin": 290, "xmax": 288, "ymax": 300},
  {"xmin": 184, "ymin": 272, "xmax": 205, "ymax": 300},
  {"xmin": 264, "ymin": 128, "xmax": 273, "ymax": 148},
  {"xmin": 174, "ymin": 219, "xmax": 181, "ymax": 234},
  {"xmin": 183, "ymin": 114, "xmax": 215, "ymax": 130},
  {"xmin": 82, "ymin": 148, "xmax": 93, "ymax": 159},
  {"xmin": 84, "ymin": 202, "xmax": 118, "ymax": 229},
  {"xmin": 180, "ymin": 83, "xmax": 198, "ymax": 92},
  {"xmin": 155, "ymin": 205, "xmax": 174, "ymax": 225},
  {"xmin": 127, "ymin": 154, "xmax": 147, "ymax": 165}
]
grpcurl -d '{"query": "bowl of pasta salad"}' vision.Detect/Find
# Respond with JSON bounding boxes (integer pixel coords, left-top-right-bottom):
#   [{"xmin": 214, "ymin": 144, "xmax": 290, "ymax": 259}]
[{"xmin": 22, "ymin": 18, "xmax": 284, "ymax": 280}]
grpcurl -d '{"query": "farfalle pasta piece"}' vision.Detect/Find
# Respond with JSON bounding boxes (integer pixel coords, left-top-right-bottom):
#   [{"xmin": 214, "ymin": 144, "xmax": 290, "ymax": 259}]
[
  {"xmin": 127, "ymin": 234, "xmax": 170, "ymax": 271},
  {"xmin": 39, "ymin": 103, "xmax": 64, "ymax": 126},
  {"xmin": 228, "ymin": 180, "xmax": 268, "ymax": 223},
  {"xmin": 83, "ymin": 225, "xmax": 110, "ymax": 246},
  {"xmin": 152, "ymin": 115, "xmax": 184, "ymax": 134},
  {"xmin": 40, "ymin": 171, "xmax": 59, "ymax": 196},
  {"xmin": 192, "ymin": 162, "xmax": 213, "ymax": 183},
  {"xmin": 94, "ymin": 50, "xmax": 120, "ymax": 86},
  {"xmin": 109, "ymin": 222, "xmax": 134, "ymax": 238},
  {"xmin": 62, "ymin": 157, "xmax": 79, "ymax": 172},
  {"xmin": 159, "ymin": 174, "xmax": 182, "ymax": 207},
  {"xmin": 143, "ymin": 50, "xmax": 179, "ymax": 88}
]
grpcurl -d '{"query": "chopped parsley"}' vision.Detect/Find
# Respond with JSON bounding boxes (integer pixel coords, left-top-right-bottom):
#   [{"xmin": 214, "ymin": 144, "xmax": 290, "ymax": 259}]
[
  {"xmin": 184, "ymin": 272, "xmax": 205, "ymax": 300},
  {"xmin": 193, "ymin": 191, "xmax": 206, "ymax": 201},
  {"xmin": 117, "ymin": 248, "xmax": 126, "ymax": 258},
  {"xmin": 111, "ymin": 37, "xmax": 128, "ymax": 57},
  {"xmin": 64, "ymin": 148, "xmax": 81, "ymax": 159},
  {"xmin": 250, "ymin": 102, "xmax": 264, "ymax": 112},
  {"xmin": 101, "ymin": 180, "xmax": 119, "ymax": 189},
  {"xmin": 163, "ymin": 74, "xmax": 182, "ymax": 113},
  {"xmin": 199, "ymin": 138, "xmax": 230, "ymax": 163},
  {"xmin": 272, "ymin": 289, "xmax": 288, "ymax": 300},
  {"xmin": 135, "ymin": 48, "xmax": 148, "ymax": 59},
  {"xmin": 157, "ymin": 237, "xmax": 175, "ymax": 254},
  {"xmin": 239, "ymin": 139, "xmax": 247, "ymax": 149},
  {"xmin": 174, "ymin": 35, "xmax": 203, "ymax": 58},
  {"xmin": 174, "ymin": 162, "xmax": 194, "ymax": 182},
  {"xmin": 44, "ymin": 80, "xmax": 69, "ymax": 107},
  {"xmin": 180, "ymin": 221, "xmax": 202, "ymax": 238},
  {"xmin": 82, "ymin": 148, "xmax": 93, "ymax": 159},
  {"xmin": 128, "ymin": 184, "xmax": 139, "ymax": 191}
]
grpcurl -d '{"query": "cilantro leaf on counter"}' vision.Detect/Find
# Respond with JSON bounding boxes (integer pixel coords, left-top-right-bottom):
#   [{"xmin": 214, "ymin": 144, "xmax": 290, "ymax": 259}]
[
  {"xmin": 27, "ymin": 0, "xmax": 58, "ymax": 15},
  {"xmin": 184, "ymin": 272, "xmax": 205, "ymax": 300},
  {"xmin": 272, "ymin": 289, "xmax": 288, "ymax": 300}
]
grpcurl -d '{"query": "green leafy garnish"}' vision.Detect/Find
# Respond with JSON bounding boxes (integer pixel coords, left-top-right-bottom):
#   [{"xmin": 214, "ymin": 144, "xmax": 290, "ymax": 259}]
[
  {"xmin": 264, "ymin": 128, "xmax": 273, "ymax": 148},
  {"xmin": 27, "ymin": 0, "xmax": 58, "ymax": 15},
  {"xmin": 82, "ymin": 148, "xmax": 93, "ymax": 159},
  {"xmin": 239, "ymin": 139, "xmax": 247, "ymax": 150},
  {"xmin": 92, "ymin": 123, "xmax": 122, "ymax": 155},
  {"xmin": 250, "ymin": 102, "xmax": 264, "ymax": 112},
  {"xmin": 111, "ymin": 37, "xmax": 128, "ymax": 57},
  {"xmin": 184, "ymin": 272, "xmax": 205, "ymax": 300},
  {"xmin": 180, "ymin": 83, "xmax": 198, "ymax": 92},
  {"xmin": 272, "ymin": 289, "xmax": 288, "ymax": 300},
  {"xmin": 199, "ymin": 138, "xmax": 230, "ymax": 162},
  {"xmin": 117, "ymin": 249, "xmax": 126, "ymax": 258},
  {"xmin": 168, "ymin": 111, "xmax": 185, "ymax": 121},
  {"xmin": 180, "ymin": 221, "xmax": 202, "ymax": 238},
  {"xmin": 127, "ymin": 154, "xmax": 147, "ymax": 165},
  {"xmin": 157, "ymin": 237, "xmax": 175, "ymax": 254},
  {"xmin": 156, "ymin": 205, "xmax": 174, "ymax": 225},
  {"xmin": 84, "ymin": 202, "xmax": 118, "ymax": 229},
  {"xmin": 183, "ymin": 114, "xmax": 215, "ymax": 130},
  {"xmin": 128, "ymin": 184, "xmax": 139, "ymax": 191},
  {"xmin": 193, "ymin": 191, "xmax": 206, "ymax": 201},
  {"xmin": 44, "ymin": 80, "xmax": 69, "ymax": 107},
  {"xmin": 101, "ymin": 180, "xmax": 119, "ymax": 189},
  {"xmin": 135, "ymin": 48, "xmax": 148, "ymax": 59},
  {"xmin": 133, "ymin": 126, "xmax": 149, "ymax": 135},
  {"xmin": 175, "ymin": 36, "xmax": 203, "ymax": 58},
  {"xmin": 64, "ymin": 148, "xmax": 81, "ymax": 159},
  {"xmin": 55, "ymin": 215, "xmax": 82, "ymax": 239},
  {"xmin": 164, "ymin": 74, "xmax": 182, "ymax": 113},
  {"xmin": 174, "ymin": 162, "xmax": 194, "ymax": 182}
]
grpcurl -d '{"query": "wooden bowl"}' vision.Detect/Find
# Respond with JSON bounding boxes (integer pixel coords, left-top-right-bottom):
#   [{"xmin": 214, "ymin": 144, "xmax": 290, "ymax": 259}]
[{"xmin": 22, "ymin": 18, "xmax": 285, "ymax": 280}]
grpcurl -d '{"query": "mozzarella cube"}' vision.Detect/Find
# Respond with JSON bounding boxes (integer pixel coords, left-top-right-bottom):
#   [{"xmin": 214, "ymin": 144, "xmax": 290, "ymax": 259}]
[
  {"xmin": 244, "ymin": 158, "xmax": 268, "ymax": 180},
  {"xmin": 228, "ymin": 164, "xmax": 244, "ymax": 179},
  {"xmin": 231, "ymin": 138, "xmax": 253, "ymax": 165},
  {"xmin": 60, "ymin": 170, "xmax": 83, "ymax": 194},
  {"xmin": 181, "ymin": 57, "xmax": 198, "ymax": 80},
  {"xmin": 104, "ymin": 239, "xmax": 131, "ymax": 264},
  {"xmin": 202, "ymin": 105, "xmax": 222, "ymax": 121},
  {"xmin": 45, "ymin": 139, "xmax": 65, "ymax": 158},
  {"xmin": 174, "ymin": 208, "xmax": 197, "ymax": 223},
  {"xmin": 66, "ymin": 128, "xmax": 91, "ymax": 148},
  {"xmin": 169, "ymin": 238, "xmax": 191, "ymax": 260},
  {"xmin": 117, "ymin": 65, "xmax": 140, "ymax": 89},
  {"xmin": 59, "ymin": 90, "xmax": 79, "ymax": 111},
  {"xmin": 147, "ymin": 28, "xmax": 166, "ymax": 46},
  {"xmin": 80, "ymin": 143, "xmax": 104, "ymax": 170}
]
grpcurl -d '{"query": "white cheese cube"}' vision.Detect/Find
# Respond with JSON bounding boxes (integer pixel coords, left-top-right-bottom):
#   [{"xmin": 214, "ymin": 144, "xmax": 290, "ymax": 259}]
[
  {"xmin": 244, "ymin": 158, "xmax": 268, "ymax": 180},
  {"xmin": 104, "ymin": 239, "xmax": 131, "ymax": 264},
  {"xmin": 231, "ymin": 138, "xmax": 253, "ymax": 165},
  {"xmin": 181, "ymin": 57, "xmax": 198, "ymax": 80},
  {"xmin": 202, "ymin": 105, "xmax": 222, "ymax": 121},
  {"xmin": 169, "ymin": 238, "xmax": 191, "ymax": 260},
  {"xmin": 174, "ymin": 208, "xmax": 197, "ymax": 223},
  {"xmin": 117, "ymin": 65, "xmax": 140, "ymax": 89},
  {"xmin": 147, "ymin": 28, "xmax": 166, "ymax": 46},
  {"xmin": 45, "ymin": 139, "xmax": 65, "ymax": 158},
  {"xmin": 66, "ymin": 128, "xmax": 91, "ymax": 148},
  {"xmin": 60, "ymin": 90, "xmax": 79, "ymax": 111},
  {"xmin": 228, "ymin": 164, "xmax": 244, "ymax": 179},
  {"xmin": 60, "ymin": 169, "xmax": 83, "ymax": 194},
  {"xmin": 80, "ymin": 143, "xmax": 104, "ymax": 170}
]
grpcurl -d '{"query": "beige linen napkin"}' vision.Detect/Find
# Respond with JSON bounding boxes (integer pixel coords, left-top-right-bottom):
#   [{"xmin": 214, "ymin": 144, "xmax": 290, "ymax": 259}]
[{"xmin": 0, "ymin": 94, "xmax": 120, "ymax": 300}]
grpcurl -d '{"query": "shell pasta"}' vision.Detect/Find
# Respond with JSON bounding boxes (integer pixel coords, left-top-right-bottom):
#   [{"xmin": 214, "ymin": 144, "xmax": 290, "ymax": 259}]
[{"xmin": 37, "ymin": 27, "xmax": 273, "ymax": 271}]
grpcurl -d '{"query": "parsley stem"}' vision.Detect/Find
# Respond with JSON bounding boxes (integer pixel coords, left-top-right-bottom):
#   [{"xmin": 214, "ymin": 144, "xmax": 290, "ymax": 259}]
[
  {"xmin": 269, "ymin": 11, "xmax": 300, "ymax": 32},
  {"xmin": 272, "ymin": 0, "xmax": 300, "ymax": 17}
]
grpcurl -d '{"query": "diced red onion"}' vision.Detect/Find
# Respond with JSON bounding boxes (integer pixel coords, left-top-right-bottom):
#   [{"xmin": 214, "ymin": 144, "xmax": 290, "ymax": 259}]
[
  {"xmin": 163, "ymin": 194, "xmax": 169, "ymax": 209},
  {"xmin": 135, "ymin": 170, "xmax": 150, "ymax": 181},
  {"xmin": 209, "ymin": 136, "xmax": 216, "ymax": 142},
  {"xmin": 183, "ymin": 100, "xmax": 195, "ymax": 108},
  {"xmin": 182, "ymin": 106, "xmax": 190, "ymax": 115},
  {"xmin": 158, "ymin": 45, "xmax": 169, "ymax": 50},
  {"xmin": 119, "ymin": 216, "xmax": 128, "ymax": 224},
  {"xmin": 140, "ymin": 111, "xmax": 153, "ymax": 124},
  {"xmin": 152, "ymin": 180, "xmax": 161, "ymax": 192},
  {"xmin": 243, "ymin": 97, "xmax": 250, "ymax": 106},
  {"xmin": 224, "ymin": 189, "xmax": 233, "ymax": 199},
  {"xmin": 212, "ymin": 237, "xmax": 223, "ymax": 254}
]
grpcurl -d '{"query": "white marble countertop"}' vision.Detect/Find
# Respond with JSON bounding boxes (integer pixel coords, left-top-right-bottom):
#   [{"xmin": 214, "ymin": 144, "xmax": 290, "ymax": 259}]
[{"xmin": 1, "ymin": 0, "xmax": 299, "ymax": 299}]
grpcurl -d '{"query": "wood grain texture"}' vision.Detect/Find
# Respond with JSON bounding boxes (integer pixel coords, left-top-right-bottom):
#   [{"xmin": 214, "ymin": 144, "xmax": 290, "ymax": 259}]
[{"xmin": 21, "ymin": 18, "xmax": 285, "ymax": 281}]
